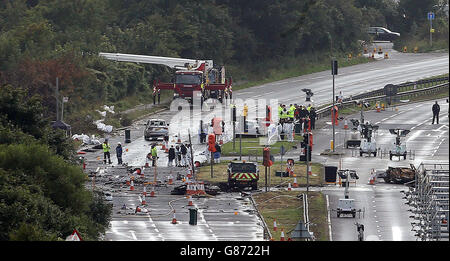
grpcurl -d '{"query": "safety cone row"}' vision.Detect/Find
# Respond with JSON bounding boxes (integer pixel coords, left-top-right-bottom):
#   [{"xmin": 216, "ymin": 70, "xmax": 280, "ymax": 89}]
[
  {"xmin": 293, "ymin": 177, "xmax": 298, "ymax": 188},
  {"xmin": 196, "ymin": 182, "xmax": 206, "ymax": 195}
]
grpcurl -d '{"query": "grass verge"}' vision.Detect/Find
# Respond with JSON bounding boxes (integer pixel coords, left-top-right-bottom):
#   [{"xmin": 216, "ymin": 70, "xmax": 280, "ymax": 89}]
[
  {"xmin": 197, "ymin": 161, "xmax": 324, "ymax": 188},
  {"xmin": 221, "ymin": 135, "xmax": 302, "ymax": 157},
  {"xmin": 253, "ymin": 191, "xmax": 329, "ymax": 241}
]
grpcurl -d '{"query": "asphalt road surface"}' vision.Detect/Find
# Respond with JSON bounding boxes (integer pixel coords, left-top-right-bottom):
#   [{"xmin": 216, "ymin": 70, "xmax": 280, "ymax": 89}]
[{"xmin": 298, "ymin": 98, "xmax": 449, "ymax": 241}]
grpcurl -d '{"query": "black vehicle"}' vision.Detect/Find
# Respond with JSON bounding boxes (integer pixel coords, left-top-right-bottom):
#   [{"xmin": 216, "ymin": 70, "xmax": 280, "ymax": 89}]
[{"xmin": 367, "ymin": 27, "xmax": 400, "ymax": 42}]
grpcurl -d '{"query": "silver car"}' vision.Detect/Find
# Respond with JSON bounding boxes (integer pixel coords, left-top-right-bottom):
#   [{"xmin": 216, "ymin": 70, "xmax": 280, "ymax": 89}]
[{"xmin": 144, "ymin": 119, "xmax": 169, "ymax": 141}]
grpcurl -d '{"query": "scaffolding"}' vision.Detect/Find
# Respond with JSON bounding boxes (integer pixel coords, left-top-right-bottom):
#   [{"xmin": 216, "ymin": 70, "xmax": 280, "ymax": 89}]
[{"xmin": 404, "ymin": 162, "xmax": 449, "ymax": 241}]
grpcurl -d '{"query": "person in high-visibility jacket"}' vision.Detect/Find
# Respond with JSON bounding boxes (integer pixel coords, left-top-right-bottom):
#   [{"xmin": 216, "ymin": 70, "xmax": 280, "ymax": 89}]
[
  {"xmin": 151, "ymin": 144, "xmax": 158, "ymax": 167},
  {"xmin": 243, "ymin": 103, "xmax": 248, "ymax": 133},
  {"xmin": 289, "ymin": 104, "xmax": 296, "ymax": 119},
  {"xmin": 278, "ymin": 105, "xmax": 283, "ymax": 121},
  {"xmin": 102, "ymin": 139, "xmax": 112, "ymax": 164}
]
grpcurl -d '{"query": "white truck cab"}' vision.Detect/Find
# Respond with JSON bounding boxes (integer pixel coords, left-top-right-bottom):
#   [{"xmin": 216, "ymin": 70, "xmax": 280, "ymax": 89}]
[{"xmin": 337, "ymin": 199, "xmax": 356, "ymax": 218}]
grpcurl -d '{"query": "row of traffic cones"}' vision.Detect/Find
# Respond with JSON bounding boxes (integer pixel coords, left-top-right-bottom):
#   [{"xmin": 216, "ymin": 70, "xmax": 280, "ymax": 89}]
[{"xmin": 272, "ymin": 220, "xmax": 292, "ymax": 241}]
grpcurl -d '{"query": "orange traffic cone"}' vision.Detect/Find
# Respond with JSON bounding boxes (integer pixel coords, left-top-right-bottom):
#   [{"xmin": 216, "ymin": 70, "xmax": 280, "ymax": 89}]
[
  {"xmin": 293, "ymin": 177, "xmax": 298, "ymax": 188},
  {"xmin": 150, "ymin": 186, "xmax": 155, "ymax": 197},
  {"xmin": 188, "ymin": 195, "xmax": 193, "ymax": 206},
  {"xmin": 143, "ymin": 186, "xmax": 147, "ymax": 196},
  {"xmin": 287, "ymin": 183, "xmax": 292, "ymax": 191},
  {"xmin": 369, "ymin": 176, "xmax": 375, "ymax": 185},
  {"xmin": 172, "ymin": 210, "xmax": 177, "ymax": 224},
  {"xmin": 126, "ymin": 178, "xmax": 130, "ymax": 186},
  {"xmin": 384, "ymin": 52, "xmax": 389, "ymax": 59},
  {"xmin": 136, "ymin": 206, "xmax": 141, "ymax": 213},
  {"xmin": 344, "ymin": 120, "xmax": 348, "ymax": 130},
  {"xmin": 177, "ymin": 132, "xmax": 181, "ymax": 143},
  {"xmin": 280, "ymin": 229, "xmax": 285, "ymax": 241},
  {"xmin": 376, "ymin": 103, "xmax": 381, "ymax": 112},
  {"xmin": 273, "ymin": 219, "xmax": 277, "ymax": 231},
  {"xmin": 168, "ymin": 175, "xmax": 173, "ymax": 185},
  {"xmin": 130, "ymin": 180, "xmax": 134, "ymax": 191},
  {"xmin": 162, "ymin": 143, "xmax": 166, "ymax": 150},
  {"xmin": 142, "ymin": 195, "xmax": 146, "ymax": 205}
]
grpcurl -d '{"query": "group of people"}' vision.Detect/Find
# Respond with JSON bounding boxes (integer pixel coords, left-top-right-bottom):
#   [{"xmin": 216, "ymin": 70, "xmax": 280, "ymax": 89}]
[
  {"xmin": 167, "ymin": 143, "xmax": 193, "ymax": 167},
  {"xmin": 277, "ymin": 103, "xmax": 317, "ymax": 139},
  {"xmin": 102, "ymin": 139, "xmax": 123, "ymax": 165}
]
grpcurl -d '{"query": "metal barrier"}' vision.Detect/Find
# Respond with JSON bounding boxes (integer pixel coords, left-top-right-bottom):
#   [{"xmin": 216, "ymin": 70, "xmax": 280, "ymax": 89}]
[
  {"xmin": 404, "ymin": 163, "xmax": 449, "ymax": 241},
  {"xmin": 316, "ymin": 78, "xmax": 449, "ymax": 120}
]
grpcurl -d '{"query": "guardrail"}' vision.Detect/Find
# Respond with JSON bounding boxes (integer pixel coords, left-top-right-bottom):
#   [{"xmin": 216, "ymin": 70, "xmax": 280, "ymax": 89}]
[{"xmin": 316, "ymin": 77, "xmax": 449, "ymax": 119}]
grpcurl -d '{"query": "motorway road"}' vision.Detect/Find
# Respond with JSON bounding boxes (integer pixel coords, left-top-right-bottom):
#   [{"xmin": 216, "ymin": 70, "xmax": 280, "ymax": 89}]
[
  {"xmin": 296, "ymin": 98, "xmax": 449, "ymax": 241},
  {"xmin": 82, "ymin": 44, "xmax": 448, "ymax": 241}
]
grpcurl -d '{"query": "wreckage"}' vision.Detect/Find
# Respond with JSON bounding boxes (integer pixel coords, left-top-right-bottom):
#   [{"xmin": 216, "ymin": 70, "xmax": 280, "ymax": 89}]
[{"xmin": 381, "ymin": 164, "xmax": 416, "ymax": 184}]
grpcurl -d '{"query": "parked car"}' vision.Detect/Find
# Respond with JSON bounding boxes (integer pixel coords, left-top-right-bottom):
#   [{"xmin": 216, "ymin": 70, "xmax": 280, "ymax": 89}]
[
  {"xmin": 144, "ymin": 119, "xmax": 169, "ymax": 141},
  {"xmin": 367, "ymin": 27, "xmax": 400, "ymax": 42}
]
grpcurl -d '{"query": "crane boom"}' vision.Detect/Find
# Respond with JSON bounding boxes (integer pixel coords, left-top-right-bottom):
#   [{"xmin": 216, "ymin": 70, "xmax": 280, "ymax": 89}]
[{"xmin": 98, "ymin": 52, "xmax": 213, "ymax": 71}]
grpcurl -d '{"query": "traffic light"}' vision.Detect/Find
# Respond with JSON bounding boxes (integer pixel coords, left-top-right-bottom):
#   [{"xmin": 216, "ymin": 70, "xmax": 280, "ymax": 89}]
[
  {"xmin": 208, "ymin": 134, "xmax": 216, "ymax": 152},
  {"xmin": 232, "ymin": 106, "xmax": 236, "ymax": 122},
  {"xmin": 331, "ymin": 60, "xmax": 338, "ymax": 75},
  {"xmin": 263, "ymin": 147, "xmax": 272, "ymax": 167},
  {"xmin": 265, "ymin": 105, "xmax": 271, "ymax": 127}
]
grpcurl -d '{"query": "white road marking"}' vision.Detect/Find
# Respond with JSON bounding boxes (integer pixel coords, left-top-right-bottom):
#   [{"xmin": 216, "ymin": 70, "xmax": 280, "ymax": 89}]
[{"xmin": 326, "ymin": 195, "xmax": 333, "ymax": 241}]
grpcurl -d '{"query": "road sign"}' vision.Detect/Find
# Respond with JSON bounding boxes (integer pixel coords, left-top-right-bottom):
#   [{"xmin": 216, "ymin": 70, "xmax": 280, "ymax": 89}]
[
  {"xmin": 428, "ymin": 12, "xmax": 435, "ymax": 20},
  {"xmin": 65, "ymin": 229, "xmax": 82, "ymax": 241}
]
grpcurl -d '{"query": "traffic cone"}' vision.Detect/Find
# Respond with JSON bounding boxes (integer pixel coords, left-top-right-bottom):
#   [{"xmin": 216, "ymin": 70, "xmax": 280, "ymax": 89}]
[
  {"xmin": 150, "ymin": 186, "xmax": 155, "ymax": 197},
  {"xmin": 165, "ymin": 147, "xmax": 169, "ymax": 153},
  {"xmin": 130, "ymin": 180, "xmax": 134, "ymax": 191},
  {"xmin": 143, "ymin": 186, "xmax": 147, "ymax": 196},
  {"xmin": 376, "ymin": 103, "xmax": 381, "ymax": 112},
  {"xmin": 280, "ymin": 229, "xmax": 285, "ymax": 241},
  {"xmin": 142, "ymin": 195, "xmax": 146, "ymax": 205},
  {"xmin": 344, "ymin": 120, "xmax": 348, "ymax": 130},
  {"xmin": 126, "ymin": 178, "xmax": 130, "ymax": 186},
  {"xmin": 177, "ymin": 132, "xmax": 181, "ymax": 143},
  {"xmin": 287, "ymin": 183, "xmax": 292, "ymax": 191},
  {"xmin": 188, "ymin": 195, "xmax": 193, "ymax": 206},
  {"xmin": 171, "ymin": 210, "xmax": 177, "ymax": 224},
  {"xmin": 136, "ymin": 206, "xmax": 141, "ymax": 213},
  {"xmin": 168, "ymin": 174, "xmax": 173, "ymax": 185},
  {"xmin": 339, "ymin": 177, "xmax": 342, "ymax": 186},
  {"xmin": 403, "ymin": 46, "xmax": 407, "ymax": 53},
  {"xmin": 371, "ymin": 52, "xmax": 375, "ymax": 59},
  {"xmin": 273, "ymin": 219, "xmax": 277, "ymax": 231},
  {"xmin": 162, "ymin": 143, "xmax": 166, "ymax": 151},
  {"xmin": 293, "ymin": 177, "xmax": 298, "ymax": 188},
  {"xmin": 384, "ymin": 52, "xmax": 389, "ymax": 59}
]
